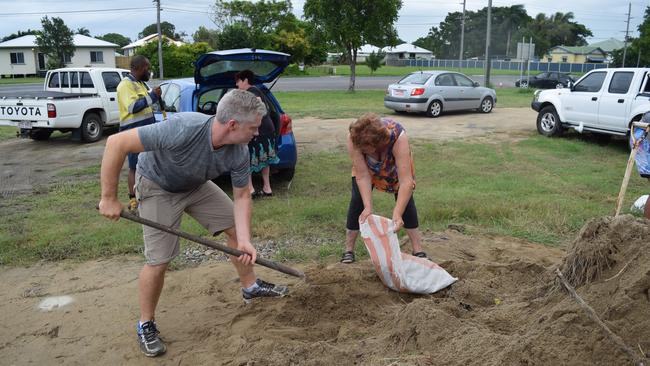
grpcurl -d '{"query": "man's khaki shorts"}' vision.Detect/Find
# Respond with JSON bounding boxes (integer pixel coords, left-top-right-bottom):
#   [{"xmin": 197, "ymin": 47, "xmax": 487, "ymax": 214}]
[{"xmin": 134, "ymin": 174, "xmax": 235, "ymax": 265}]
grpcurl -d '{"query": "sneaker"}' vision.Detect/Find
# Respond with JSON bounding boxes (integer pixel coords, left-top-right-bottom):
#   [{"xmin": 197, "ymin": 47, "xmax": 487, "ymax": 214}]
[
  {"xmin": 136, "ymin": 320, "xmax": 166, "ymax": 357},
  {"xmin": 128, "ymin": 197, "xmax": 138, "ymax": 213},
  {"xmin": 242, "ymin": 279, "xmax": 289, "ymax": 304}
]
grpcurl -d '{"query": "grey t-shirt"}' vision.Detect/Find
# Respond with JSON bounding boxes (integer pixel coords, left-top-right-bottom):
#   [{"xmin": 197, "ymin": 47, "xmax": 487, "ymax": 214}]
[{"xmin": 136, "ymin": 112, "xmax": 250, "ymax": 193}]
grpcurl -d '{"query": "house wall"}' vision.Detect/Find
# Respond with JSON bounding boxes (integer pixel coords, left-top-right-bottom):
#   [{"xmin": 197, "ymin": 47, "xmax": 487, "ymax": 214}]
[
  {"xmin": 0, "ymin": 48, "xmax": 38, "ymax": 76},
  {"xmin": 68, "ymin": 48, "xmax": 116, "ymax": 68},
  {"xmin": 0, "ymin": 47, "xmax": 116, "ymax": 77}
]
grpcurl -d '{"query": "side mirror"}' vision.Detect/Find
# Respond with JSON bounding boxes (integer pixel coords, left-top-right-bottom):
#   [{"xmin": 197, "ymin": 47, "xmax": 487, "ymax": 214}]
[
  {"xmin": 568, "ymin": 81, "xmax": 574, "ymax": 91},
  {"xmin": 473, "ymin": 81, "xmax": 480, "ymax": 87}
]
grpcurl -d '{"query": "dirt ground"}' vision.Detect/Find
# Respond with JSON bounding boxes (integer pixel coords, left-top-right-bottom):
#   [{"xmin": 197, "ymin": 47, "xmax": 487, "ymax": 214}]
[{"xmin": 4, "ymin": 108, "xmax": 649, "ymax": 365}]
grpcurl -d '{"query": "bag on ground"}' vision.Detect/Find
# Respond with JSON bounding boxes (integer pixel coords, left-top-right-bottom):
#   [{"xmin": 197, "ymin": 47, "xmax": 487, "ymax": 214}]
[
  {"xmin": 359, "ymin": 215, "xmax": 457, "ymax": 294},
  {"xmin": 631, "ymin": 126, "xmax": 650, "ymax": 178}
]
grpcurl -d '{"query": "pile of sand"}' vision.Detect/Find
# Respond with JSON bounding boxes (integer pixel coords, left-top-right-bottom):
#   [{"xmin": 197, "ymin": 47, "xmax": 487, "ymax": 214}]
[{"xmin": 1, "ymin": 216, "xmax": 648, "ymax": 365}]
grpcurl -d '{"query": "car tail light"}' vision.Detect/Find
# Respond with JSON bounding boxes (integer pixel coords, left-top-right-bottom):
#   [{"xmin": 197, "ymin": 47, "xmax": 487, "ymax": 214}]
[
  {"xmin": 385, "ymin": 88, "xmax": 389, "ymax": 95},
  {"xmin": 411, "ymin": 88, "xmax": 425, "ymax": 96},
  {"xmin": 280, "ymin": 113, "xmax": 292, "ymax": 135},
  {"xmin": 47, "ymin": 103, "xmax": 56, "ymax": 118}
]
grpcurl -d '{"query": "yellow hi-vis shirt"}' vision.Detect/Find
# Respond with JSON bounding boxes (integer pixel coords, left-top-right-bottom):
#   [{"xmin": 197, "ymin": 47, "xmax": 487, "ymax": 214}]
[{"xmin": 116, "ymin": 74, "xmax": 158, "ymax": 128}]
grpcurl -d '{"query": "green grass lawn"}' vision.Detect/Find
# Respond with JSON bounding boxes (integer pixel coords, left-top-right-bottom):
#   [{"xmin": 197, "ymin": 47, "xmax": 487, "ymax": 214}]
[
  {"xmin": 0, "ymin": 126, "xmax": 16, "ymax": 141},
  {"xmin": 274, "ymin": 87, "xmax": 533, "ymax": 119},
  {"xmin": 1, "ymin": 133, "xmax": 646, "ymax": 266},
  {"xmin": 0, "ymin": 77, "xmax": 43, "ymax": 85}
]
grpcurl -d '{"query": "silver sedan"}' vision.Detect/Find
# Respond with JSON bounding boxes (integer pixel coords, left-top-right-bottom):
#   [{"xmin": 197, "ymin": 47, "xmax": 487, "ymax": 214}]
[{"xmin": 384, "ymin": 70, "xmax": 497, "ymax": 117}]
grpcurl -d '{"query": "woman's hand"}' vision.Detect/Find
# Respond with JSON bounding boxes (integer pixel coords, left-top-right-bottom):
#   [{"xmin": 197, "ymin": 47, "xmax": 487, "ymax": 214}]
[
  {"xmin": 359, "ymin": 207, "xmax": 372, "ymax": 224},
  {"xmin": 392, "ymin": 213, "xmax": 404, "ymax": 232}
]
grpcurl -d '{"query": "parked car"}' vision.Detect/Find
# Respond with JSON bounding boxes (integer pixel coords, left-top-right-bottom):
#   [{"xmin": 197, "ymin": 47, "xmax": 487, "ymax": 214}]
[
  {"xmin": 0, "ymin": 67, "xmax": 129, "ymax": 142},
  {"xmin": 384, "ymin": 71, "xmax": 497, "ymax": 117},
  {"xmin": 531, "ymin": 67, "xmax": 650, "ymax": 137},
  {"xmin": 515, "ymin": 72, "xmax": 575, "ymax": 89},
  {"xmin": 153, "ymin": 48, "xmax": 297, "ymax": 180}
]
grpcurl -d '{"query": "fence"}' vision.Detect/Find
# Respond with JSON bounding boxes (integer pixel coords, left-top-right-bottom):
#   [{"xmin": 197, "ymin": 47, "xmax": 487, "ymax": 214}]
[
  {"xmin": 115, "ymin": 55, "xmax": 133, "ymax": 70},
  {"xmin": 390, "ymin": 58, "xmax": 609, "ymax": 74}
]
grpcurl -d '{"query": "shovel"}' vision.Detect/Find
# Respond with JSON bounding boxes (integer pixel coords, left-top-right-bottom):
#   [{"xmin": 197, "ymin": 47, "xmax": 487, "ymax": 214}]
[{"xmin": 115, "ymin": 209, "xmax": 305, "ymax": 278}]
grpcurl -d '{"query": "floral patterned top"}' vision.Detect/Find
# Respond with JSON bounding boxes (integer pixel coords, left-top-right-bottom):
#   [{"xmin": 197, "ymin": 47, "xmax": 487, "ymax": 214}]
[{"xmin": 363, "ymin": 118, "xmax": 415, "ymax": 193}]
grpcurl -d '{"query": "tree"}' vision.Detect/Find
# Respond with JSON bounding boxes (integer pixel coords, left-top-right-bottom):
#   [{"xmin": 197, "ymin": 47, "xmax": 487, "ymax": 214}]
[
  {"xmin": 304, "ymin": 0, "xmax": 402, "ymax": 91},
  {"xmin": 612, "ymin": 6, "xmax": 650, "ymax": 67},
  {"xmin": 2, "ymin": 29, "xmax": 39, "ymax": 42},
  {"xmin": 366, "ymin": 51, "xmax": 385, "ymax": 74},
  {"xmin": 136, "ymin": 39, "xmax": 213, "ymax": 78},
  {"xmin": 139, "ymin": 21, "xmax": 184, "ymax": 40},
  {"xmin": 76, "ymin": 27, "xmax": 91, "ymax": 36},
  {"xmin": 413, "ymin": 26, "xmax": 445, "ymax": 57},
  {"xmin": 35, "ymin": 16, "xmax": 75, "ymax": 69},
  {"xmin": 521, "ymin": 12, "xmax": 592, "ymax": 57},
  {"xmin": 97, "ymin": 33, "xmax": 132, "ymax": 49},
  {"xmin": 192, "ymin": 26, "xmax": 219, "ymax": 49}
]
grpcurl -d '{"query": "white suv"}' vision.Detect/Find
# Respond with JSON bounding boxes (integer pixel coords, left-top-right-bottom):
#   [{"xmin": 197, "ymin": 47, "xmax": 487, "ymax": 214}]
[{"xmin": 531, "ymin": 68, "xmax": 650, "ymax": 137}]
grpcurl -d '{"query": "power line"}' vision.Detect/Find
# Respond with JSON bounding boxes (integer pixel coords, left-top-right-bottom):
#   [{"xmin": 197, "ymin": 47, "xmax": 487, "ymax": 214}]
[{"xmin": 0, "ymin": 7, "xmax": 156, "ymax": 16}]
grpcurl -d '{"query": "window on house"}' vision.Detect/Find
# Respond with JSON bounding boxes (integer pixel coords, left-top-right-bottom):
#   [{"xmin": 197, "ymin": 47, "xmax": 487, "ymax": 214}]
[
  {"xmin": 547, "ymin": 57, "xmax": 552, "ymax": 62},
  {"xmin": 90, "ymin": 51, "xmax": 104, "ymax": 63},
  {"xmin": 561, "ymin": 56, "xmax": 568, "ymax": 63},
  {"xmin": 63, "ymin": 53, "xmax": 72, "ymax": 64},
  {"xmin": 10, "ymin": 52, "xmax": 25, "ymax": 64}
]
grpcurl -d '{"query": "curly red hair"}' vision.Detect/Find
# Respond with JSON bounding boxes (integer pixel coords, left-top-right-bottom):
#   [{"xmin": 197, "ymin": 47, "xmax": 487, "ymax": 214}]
[{"xmin": 349, "ymin": 113, "xmax": 390, "ymax": 151}]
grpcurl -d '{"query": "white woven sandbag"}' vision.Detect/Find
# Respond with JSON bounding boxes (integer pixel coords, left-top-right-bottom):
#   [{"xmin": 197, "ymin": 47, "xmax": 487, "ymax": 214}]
[{"xmin": 359, "ymin": 215, "xmax": 457, "ymax": 294}]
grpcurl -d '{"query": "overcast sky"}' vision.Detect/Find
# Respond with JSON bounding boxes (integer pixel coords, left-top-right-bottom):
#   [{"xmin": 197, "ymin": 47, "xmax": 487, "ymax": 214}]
[{"xmin": 0, "ymin": 0, "xmax": 646, "ymax": 46}]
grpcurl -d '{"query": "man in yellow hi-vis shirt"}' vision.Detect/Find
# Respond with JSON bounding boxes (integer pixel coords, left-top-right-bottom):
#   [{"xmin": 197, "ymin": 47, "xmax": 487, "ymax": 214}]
[{"xmin": 117, "ymin": 55, "xmax": 162, "ymax": 211}]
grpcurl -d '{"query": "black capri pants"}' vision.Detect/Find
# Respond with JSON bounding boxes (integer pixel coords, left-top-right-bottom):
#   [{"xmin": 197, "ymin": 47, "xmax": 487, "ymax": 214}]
[{"xmin": 346, "ymin": 177, "xmax": 419, "ymax": 231}]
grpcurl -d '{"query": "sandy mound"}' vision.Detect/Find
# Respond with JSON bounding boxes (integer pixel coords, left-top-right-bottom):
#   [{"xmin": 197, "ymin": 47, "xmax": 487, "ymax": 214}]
[{"xmin": 1, "ymin": 217, "xmax": 649, "ymax": 365}]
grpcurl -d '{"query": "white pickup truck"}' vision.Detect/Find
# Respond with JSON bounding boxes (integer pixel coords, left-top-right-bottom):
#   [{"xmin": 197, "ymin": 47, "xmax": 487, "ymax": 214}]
[
  {"xmin": 0, "ymin": 67, "xmax": 129, "ymax": 142},
  {"xmin": 531, "ymin": 67, "xmax": 650, "ymax": 137}
]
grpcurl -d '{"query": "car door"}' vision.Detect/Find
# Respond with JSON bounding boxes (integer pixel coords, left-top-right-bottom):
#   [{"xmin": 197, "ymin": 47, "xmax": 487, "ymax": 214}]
[
  {"xmin": 452, "ymin": 73, "xmax": 482, "ymax": 109},
  {"xmin": 561, "ymin": 71, "xmax": 607, "ymax": 127},
  {"xmin": 434, "ymin": 73, "xmax": 460, "ymax": 110},
  {"xmin": 101, "ymin": 71, "xmax": 122, "ymax": 123},
  {"xmin": 598, "ymin": 71, "xmax": 634, "ymax": 132}
]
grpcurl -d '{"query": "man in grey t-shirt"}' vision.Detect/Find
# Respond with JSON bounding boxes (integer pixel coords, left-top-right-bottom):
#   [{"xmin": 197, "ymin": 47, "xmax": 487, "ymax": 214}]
[{"xmin": 98, "ymin": 89, "xmax": 289, "ymax": 358}]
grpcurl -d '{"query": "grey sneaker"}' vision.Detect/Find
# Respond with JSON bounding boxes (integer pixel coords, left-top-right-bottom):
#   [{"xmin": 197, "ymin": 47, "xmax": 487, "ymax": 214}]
[
  {"xmin": 137, "ymin": 320, "xmax": 166, "ymax": 357},
  {"xmin": 242, "ymin": 279, "xmax": 289, "ymax": 304}
]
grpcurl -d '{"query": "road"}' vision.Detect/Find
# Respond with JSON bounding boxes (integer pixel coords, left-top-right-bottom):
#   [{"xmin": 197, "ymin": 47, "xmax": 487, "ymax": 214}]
[{"xmin": 0, "ymin": 74, "xmax": 521, "ymax": 94}]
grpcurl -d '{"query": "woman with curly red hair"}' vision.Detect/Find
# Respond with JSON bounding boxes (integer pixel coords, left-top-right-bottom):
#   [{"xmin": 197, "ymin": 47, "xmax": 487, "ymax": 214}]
[{"xmin": 341, "ymin": 113, "xmax": 425, "ymax": 263}]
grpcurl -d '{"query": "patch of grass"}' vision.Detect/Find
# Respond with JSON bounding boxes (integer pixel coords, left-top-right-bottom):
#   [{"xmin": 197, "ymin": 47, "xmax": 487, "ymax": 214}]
[
  {"xmin": 0, "ymin": 126, "xmax": 17, "ymax": 142},
  {"xmin": 274, "ymin": 88, "xmax": 532, "ymax": 119},
  {"xmin": 0, "ymin": 77, "xmax": 44, "ymax": 85},
  {"xmin": 1, "ymin": 134, "xmax": 646, "ymax": 266}
]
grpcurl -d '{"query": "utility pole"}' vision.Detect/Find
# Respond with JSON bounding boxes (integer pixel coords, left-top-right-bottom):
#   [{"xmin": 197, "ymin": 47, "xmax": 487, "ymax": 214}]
[
  {"xmin": 459, "ymin": 0, "xmax": 466, "ymax": 63},
  {"xmin": 622, "ymin": 2, "xmax": 631, "ymax": 67},
  {"xmin": 484, "ymin": 0, "xmax": 492, "ymax": 86},
  {"xmin": 155, "ymin": 0, "xmax": 164, "ymax": 79}
]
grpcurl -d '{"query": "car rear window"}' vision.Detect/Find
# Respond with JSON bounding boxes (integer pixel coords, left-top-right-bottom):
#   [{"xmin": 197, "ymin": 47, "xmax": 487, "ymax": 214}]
[
  {"xmin": 398, "ymin": 73, "xmax": 431, "ymax": 85},
  {"xmin": 199, "ymin": 60, "xmax": 281, "ymax": 80}
]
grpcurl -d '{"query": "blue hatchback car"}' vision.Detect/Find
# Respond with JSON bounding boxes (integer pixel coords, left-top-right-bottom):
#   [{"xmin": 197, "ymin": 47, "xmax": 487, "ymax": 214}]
[{"xmin": 153, "ymin": 49, "xmax": 297, "ymax": 180}]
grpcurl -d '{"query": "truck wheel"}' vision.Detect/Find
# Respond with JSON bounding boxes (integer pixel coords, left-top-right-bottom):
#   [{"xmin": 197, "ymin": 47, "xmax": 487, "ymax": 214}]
[
  {"xmin": 80, "ymin": 113, "xmax": 103, "ymax": 142},
  {"xmin": 426, "ymin": 100, "xmax": 442, "ymax": 118},
  {"xmin": 537, "ymin": 106, "xmax": 564, "ymax": 137},
  {"xmin": 29, "ymin": 129, "xmax": 53, "ymax": 141},
  {"xmin": 479, "ymin": 96, "xmax": 494, "ymax": 113}
]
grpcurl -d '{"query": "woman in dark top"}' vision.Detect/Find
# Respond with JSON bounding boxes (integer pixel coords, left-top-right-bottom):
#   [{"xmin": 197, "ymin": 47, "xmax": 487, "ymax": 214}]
[{"xmin": 235, "ymin": 70, "xmax": 280, "ymax": 197}]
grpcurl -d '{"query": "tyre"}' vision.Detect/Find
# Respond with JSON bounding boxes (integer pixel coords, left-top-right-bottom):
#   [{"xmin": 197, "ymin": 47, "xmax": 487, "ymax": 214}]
[
  {"xmin": 80, "ymin": 112, "xmax": 103, "ymax": 142},
  {"xmin": 29, "ymin": 129, "xmax": 53, "ymax": 141},
  {"xmin": 426, "ymin": 100, "xmax": 442, "ymax": 118},
  {"xmin": 479, "ymin": 96, "xmax": 494, "ymax": 113},
  {"xmin": 274, "ymin": 167, "xmax": 295, "ymax": 181},
  {"xmin": 536, "ymin": 106, "xmax": 564, "ymax": 137},
  {"xmin": 520, "ymin": 81, "xmax": 528, "ymax": 88}
]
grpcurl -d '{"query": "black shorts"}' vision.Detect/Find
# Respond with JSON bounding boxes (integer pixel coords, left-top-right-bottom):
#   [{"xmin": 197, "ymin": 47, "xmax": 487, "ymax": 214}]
[{"xmin": 345, "ymin": 177, "xmax": 419, "ymax": 231}]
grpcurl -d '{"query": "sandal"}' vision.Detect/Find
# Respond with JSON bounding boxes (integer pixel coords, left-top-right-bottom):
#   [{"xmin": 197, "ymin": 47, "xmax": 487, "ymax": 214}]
[
  {"xmin": 412, "ymin": 251, "xmax": 428, "ymax": 259},
  {"xmin": 340, "ymin": 251, "xmax": 355, "ymax": 264},
  {"xmin": 262, "ymin": 191, "xmax": 273, "ymax": 197},
  {"xmin": 251, "ymin": 191, "xmax": 262, "ymax": 199}
]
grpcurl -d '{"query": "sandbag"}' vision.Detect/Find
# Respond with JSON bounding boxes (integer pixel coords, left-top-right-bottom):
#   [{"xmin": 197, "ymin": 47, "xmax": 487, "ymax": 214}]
[{"xmin": 359, "ymin": 215, "xmax": 457, "ymax": 294}]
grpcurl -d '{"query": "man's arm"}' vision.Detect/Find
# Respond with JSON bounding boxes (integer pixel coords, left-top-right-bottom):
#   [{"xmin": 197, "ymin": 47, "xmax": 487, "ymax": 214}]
[
  {"xmin": 98, "ymin": 129, "xmax": 145, "ymax": 220},
  {"xmin": 392, "ymin": 133, "xmax": 415, "ymax": 231},
  {"xmin": 232, "ymin": 185, "xmax": 257, "ymax": 265},
  {"xmin": 347, "ymin": 134, "xmax": 374, "ymax": 224},
  {"xmin": 118, "ymin": 83, "xmax": 161, "ymax": 115}
]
